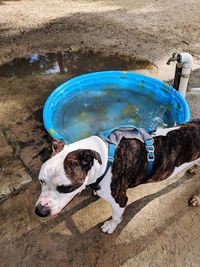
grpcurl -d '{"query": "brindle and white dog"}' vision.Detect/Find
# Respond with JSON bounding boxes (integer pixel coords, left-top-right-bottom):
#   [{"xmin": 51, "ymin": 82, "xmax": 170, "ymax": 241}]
[{"xmin": 35, "ymin": 119, "xmax": 200, "ymax": 234}]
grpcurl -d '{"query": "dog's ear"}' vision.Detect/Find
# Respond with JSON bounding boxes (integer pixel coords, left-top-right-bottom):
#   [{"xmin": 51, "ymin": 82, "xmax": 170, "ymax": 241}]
[
  {"xmin": 51, "ymin": 139, "xmax": 65, "ymax": 157},
  {"xmin": 64, "ymin": 149, "xmax": 102, "ymax": 184},
  {"xmin": 65, "ymin": 149, "xmax": 102, "ymax": 173},
  {"xmin": 78, "ymin": 149, "xmax": 102, "ymax": 172}
]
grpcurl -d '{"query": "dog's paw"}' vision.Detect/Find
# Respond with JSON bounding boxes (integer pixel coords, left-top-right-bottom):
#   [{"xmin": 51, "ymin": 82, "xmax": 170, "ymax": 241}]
[
  {"xmin": 101, "ymin": 219, "xmax": 120, "ymax": 234},
  {"xmin": 188, "ymin": 195, "xmax": 200, "ymax": 207},
  {"xmin": 187, "ymin": 165, "xmax": 199, "ymax": 175}
]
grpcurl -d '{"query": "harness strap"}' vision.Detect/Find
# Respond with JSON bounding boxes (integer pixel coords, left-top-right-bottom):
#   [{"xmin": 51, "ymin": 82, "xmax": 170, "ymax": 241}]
[
  {"xmin": 140, "ymin": 128, "xmax": 155, "ymax": 178},
  {"xmin": 87, "ymin": 143, "xmax": 116, "ymax": 191},
  {"xmin": 108, "ymin": 142, "xmax": 116, "ymax": 162},
  {"xmin": 144, "ymin": 138, "xmax": 155, "ymax": 177}
]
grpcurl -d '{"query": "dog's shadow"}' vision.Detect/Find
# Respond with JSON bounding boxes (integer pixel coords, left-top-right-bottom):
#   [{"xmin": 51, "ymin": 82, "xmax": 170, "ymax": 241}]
[{"xmin": 42, "ymin": 172, "xmax": 195, "ymax": 235}]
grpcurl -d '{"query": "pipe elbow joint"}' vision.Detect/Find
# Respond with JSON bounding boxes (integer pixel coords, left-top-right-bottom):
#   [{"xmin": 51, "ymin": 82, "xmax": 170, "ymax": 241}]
[{"xmin": 179, "ymin": 52, "xmax": 193, "ymax": 69}]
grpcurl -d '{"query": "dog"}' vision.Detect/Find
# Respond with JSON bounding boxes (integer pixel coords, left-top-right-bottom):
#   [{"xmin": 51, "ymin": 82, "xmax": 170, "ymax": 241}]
[{"xmin": 35, "ymin": 119, "xmax": 200, "ymax": 234}]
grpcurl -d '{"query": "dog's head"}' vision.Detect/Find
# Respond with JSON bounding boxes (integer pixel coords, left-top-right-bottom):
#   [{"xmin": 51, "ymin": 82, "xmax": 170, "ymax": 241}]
[{"xmin": 35, "ymin": 140, "xmax": 102, "ymax": 218}]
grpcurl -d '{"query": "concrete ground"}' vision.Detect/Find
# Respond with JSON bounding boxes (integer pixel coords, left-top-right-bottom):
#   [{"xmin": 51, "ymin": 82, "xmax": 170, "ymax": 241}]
[{"xmin": 0, "ymin": 0, "xmax": 200, "ymax": 266}]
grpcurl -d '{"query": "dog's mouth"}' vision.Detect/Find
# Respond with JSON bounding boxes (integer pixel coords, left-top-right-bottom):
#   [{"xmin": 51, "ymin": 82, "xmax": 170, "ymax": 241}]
[
  {"xmin": 51, "ymin": 208, "xmax": 65, "ymax": 218},
  {"xmin": 50, "ymin": 192, "xmax": 81, "ymax": 219},
  {"xmin": 51, "ymin": 213, "xmax": 60, "ymax": 218},
  {"xmin": 50, "ymin": 208, "xmax": 63, "ymax": 219}
]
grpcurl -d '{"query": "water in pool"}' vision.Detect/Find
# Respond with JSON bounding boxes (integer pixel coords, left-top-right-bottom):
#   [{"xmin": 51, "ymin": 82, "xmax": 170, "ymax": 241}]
[{"xmin": 54, "ymin": 88, "xmax": 174, "ymax": 143}]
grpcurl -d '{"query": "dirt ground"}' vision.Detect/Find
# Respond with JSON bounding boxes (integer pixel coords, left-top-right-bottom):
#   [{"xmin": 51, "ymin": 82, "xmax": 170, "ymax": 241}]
[{"xmin": 0, "ymin": 0, "xmax": 200, "ymax": 266}]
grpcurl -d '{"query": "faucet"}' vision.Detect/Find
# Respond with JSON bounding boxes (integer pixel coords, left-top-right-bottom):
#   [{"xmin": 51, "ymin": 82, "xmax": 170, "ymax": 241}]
[{"xmin": 166, "ymin": 52, "xmax": 182, "ymax": 65}]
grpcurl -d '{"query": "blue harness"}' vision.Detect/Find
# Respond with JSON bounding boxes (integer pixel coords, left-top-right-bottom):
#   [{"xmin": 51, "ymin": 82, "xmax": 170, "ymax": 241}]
[{"xmin": 88, "ymin": 126, "xmax": 155, "ymax": 191}]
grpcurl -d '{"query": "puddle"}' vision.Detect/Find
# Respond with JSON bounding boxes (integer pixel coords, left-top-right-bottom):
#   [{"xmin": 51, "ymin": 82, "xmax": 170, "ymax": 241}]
[{"xmin": 0, "ymin": 51, "xmax": 154, "ymax": 77}]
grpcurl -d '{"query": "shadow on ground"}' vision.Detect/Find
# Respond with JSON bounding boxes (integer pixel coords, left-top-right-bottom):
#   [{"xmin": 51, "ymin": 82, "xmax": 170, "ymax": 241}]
[{"xmin": 0, "ymin": 169, "xmax": 199, "ymax": 266}]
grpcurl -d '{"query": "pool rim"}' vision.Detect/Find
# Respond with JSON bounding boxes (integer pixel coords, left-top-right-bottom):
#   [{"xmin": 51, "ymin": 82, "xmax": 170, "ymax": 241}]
[{"xmin": 43, "ymin": 71, "xmax": 190, "ymax": 143}]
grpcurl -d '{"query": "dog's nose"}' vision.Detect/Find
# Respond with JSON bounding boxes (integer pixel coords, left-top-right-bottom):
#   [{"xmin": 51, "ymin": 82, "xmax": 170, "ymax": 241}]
[{"xmin": 35, "ymin": 203, "xmax": 50, "ymax": 217}]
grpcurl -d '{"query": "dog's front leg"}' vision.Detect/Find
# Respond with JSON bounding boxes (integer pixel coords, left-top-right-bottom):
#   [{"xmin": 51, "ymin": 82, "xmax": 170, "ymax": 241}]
[
  {"xmin": 97, "ymin": 172, "xmax": 125, "ymax": 234},
  {"xmin": 100, "ymin": 199, "xmax": 125, "ymax": 234}
]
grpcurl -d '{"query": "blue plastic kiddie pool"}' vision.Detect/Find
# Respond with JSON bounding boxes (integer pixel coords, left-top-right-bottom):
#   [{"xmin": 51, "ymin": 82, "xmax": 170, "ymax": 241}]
[{"xmin": 43, "ymin": 71, "xmax": 190, "ymax": 143}]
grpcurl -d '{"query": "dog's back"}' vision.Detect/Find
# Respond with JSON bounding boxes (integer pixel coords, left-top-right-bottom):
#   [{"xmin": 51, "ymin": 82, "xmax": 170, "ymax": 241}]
[{"xmin": 111, "ymin": 120, "xmax": 200, "ymax": 207}]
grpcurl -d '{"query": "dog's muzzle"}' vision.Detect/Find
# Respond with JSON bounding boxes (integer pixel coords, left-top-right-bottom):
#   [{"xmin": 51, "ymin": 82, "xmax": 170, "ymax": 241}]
[{"xmin": 35, "ymin": 203, "xmax": 50, "ymax": 217}]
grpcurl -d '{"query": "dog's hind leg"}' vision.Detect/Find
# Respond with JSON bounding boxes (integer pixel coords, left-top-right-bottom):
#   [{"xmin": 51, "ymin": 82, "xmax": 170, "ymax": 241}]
[
  {"xmin": 188, "ymin": 159, "xmax": 200, "ymax": 207},
  {"xmin": 189, "ymin": 195, "xmax": 200, "ymax": 207},
  {"xmin": 187, "ymin": 164, "xmax": 200, "ymax": 175}
]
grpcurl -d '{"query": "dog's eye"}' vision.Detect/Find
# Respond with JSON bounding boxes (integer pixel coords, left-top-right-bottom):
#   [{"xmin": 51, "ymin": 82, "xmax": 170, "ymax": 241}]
[{"xmin": 56, "ymin": 185, "xmax": 78, "ymax": 193}]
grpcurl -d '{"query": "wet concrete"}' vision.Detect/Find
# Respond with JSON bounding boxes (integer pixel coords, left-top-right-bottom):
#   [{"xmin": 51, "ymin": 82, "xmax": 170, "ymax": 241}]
[
  {"xmin": 0, "ymin": 75, "xmax": 59, "ymax": 201},
  {"xmin": 0, "ymin": 131, "xmax": 32, "ymax": 201}
]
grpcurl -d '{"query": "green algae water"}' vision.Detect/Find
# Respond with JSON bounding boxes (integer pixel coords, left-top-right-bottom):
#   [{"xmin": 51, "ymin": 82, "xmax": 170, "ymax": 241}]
[{"xmin": 54, "ymin": 88, "xmax": 174, "ymax": 143}]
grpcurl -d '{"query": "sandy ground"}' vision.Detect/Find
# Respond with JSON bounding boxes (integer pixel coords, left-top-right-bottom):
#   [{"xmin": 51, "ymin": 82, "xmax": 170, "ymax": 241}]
[{"xmin": 0, "ymin": 0, "xmax": 200, "ymax": 266}]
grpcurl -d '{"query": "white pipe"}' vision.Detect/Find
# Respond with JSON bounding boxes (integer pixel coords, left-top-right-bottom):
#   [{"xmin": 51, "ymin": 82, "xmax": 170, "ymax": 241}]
[
  {"xmin": 189, "ymin": 88, "xmax": 200, "ymax": 93},
  {"xmin": 177, "ymin": 52, "xmax": 193, "ymax": 97}
]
